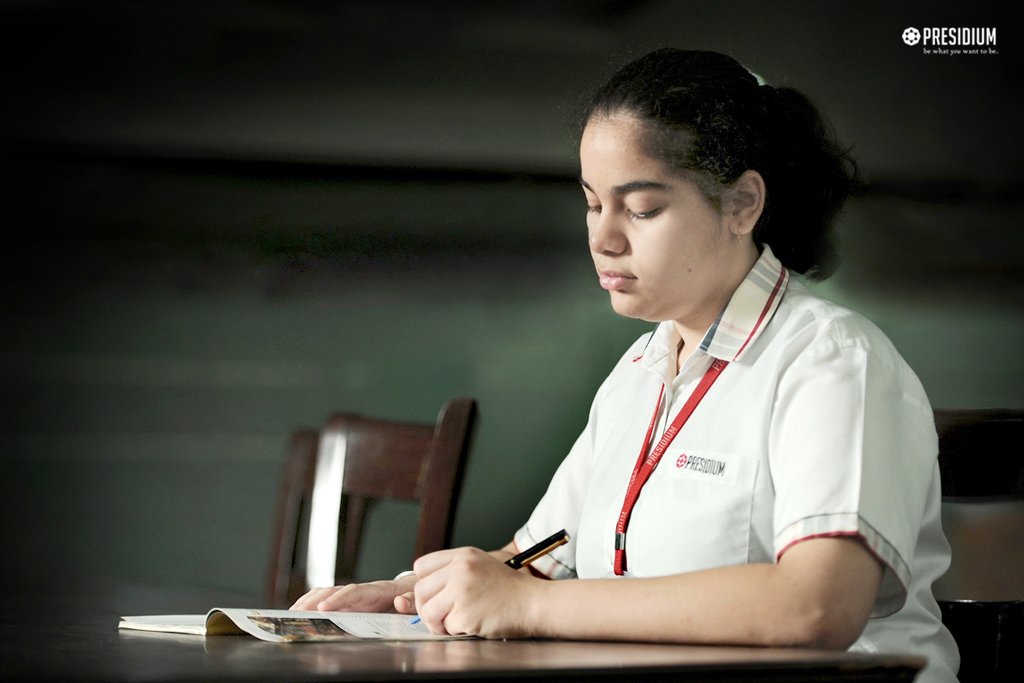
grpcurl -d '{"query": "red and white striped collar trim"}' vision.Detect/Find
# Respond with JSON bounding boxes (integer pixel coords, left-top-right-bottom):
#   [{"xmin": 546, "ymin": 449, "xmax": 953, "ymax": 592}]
[
  {"xmin": 635, "ymin": 245, "xmax": 789, "ymax": 366},
  {"xmin": 701, "ymin": 244, "xmax": 789, "ymax": 362}
]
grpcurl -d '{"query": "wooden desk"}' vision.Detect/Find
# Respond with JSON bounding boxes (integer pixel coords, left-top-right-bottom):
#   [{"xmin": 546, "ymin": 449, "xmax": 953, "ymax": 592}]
[{"xmin": 0, "ymin": 585, "xmax": 925, "ymax": 682}]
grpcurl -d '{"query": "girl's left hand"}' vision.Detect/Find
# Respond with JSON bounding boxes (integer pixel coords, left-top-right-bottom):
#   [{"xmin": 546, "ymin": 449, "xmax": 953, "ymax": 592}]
[{"xmin": 411, "ymin": 546, "xmax": 539, "ymax": 638}]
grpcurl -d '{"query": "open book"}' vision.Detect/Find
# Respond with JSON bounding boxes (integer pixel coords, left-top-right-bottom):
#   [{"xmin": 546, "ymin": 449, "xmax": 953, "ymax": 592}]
[{"xmin": 118, "ymin": 608, "xmax": 467, "ymax": 643}]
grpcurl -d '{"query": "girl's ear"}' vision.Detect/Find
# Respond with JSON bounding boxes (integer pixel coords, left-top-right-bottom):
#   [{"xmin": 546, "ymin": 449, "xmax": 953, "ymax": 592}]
[{"xmin": 721, "ymin": 170, "xmax": 766, "ymax": 237}]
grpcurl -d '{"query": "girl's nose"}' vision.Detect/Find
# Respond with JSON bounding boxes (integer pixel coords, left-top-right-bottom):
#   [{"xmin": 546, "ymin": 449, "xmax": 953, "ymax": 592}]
[{"xmin": 588, "ymin": 212, "xmax": 627, "ymax": 255}]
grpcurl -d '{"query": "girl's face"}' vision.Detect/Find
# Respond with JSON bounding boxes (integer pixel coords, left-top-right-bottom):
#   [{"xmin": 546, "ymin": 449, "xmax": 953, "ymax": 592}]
[{"xmin": 580, "ymin": 114, "xmax": 754, "ymax": 334}]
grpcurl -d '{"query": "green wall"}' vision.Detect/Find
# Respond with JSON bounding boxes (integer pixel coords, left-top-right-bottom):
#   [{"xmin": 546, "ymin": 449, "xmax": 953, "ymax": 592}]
[
  {"xmin": 2, "ymin": 1, "xmax": 1020, "ymax": 602},
  {"xmin": 3, "ymin": 155, "xmax": 1021, "ymax": 599}
]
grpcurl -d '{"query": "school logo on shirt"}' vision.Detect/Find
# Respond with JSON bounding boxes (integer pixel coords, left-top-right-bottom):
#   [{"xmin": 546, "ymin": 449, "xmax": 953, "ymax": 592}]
[{"xmin": 675, "ymin": 453, "xmax": 727, "ymax": 477}]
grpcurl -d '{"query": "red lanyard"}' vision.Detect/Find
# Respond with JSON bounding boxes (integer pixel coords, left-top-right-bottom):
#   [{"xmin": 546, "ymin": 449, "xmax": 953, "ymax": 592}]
[{"xmin": 613, "ymin": 357, "xmax": 729, "ymax": 575}]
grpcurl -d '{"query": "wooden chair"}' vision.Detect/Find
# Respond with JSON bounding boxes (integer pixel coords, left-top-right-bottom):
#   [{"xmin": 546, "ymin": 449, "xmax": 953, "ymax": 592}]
[
  {"xmin": 934, "ymin": 408, "xmax": 1024, "ymax": 683},
  {"xmin": 266, "ymin": 397, "xmax": 478, "ymax": 607}
]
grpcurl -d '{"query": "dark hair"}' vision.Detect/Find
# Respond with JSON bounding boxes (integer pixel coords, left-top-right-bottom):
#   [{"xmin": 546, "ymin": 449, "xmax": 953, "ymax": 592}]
[{"xmin": 579, "ymin": 48, "xmax": 856, "ymax": 279}]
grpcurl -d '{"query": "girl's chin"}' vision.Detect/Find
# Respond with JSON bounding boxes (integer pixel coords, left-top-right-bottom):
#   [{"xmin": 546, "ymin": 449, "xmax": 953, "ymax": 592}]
[{"xmin": 608, "ymin": 296, "xmax": 659, "ymax": 323}]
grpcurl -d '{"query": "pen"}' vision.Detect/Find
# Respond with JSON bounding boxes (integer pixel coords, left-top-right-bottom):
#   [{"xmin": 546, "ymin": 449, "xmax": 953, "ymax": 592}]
[
  {"xmin": 409, "ymin": 529, "xmax": 570, "ymax": 625},
  {"xmin": 504, "ymin": 528, "xmax": 570, "ymax": 570}
]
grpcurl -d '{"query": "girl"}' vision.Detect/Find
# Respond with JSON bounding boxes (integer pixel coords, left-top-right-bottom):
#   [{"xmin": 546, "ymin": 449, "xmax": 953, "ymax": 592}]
[{"xmin": 294, "ymin": 48, "xmax": 959, "ymax": 682}]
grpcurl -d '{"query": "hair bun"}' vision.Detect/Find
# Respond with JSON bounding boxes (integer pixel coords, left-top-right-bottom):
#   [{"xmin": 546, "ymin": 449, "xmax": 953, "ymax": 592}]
[{"xmin": 759, "ymin": 84, "xmax": 780, "ymax": 110}]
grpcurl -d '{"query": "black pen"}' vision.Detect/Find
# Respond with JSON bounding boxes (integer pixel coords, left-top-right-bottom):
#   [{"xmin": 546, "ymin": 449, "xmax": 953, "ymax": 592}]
[
  {"xmin": 504, "ymin": 529, "xmax": 570, "ymax": 570},
  {"xmin": 409, "ymin": 529, "xmax": 570, "ymax": 625}
]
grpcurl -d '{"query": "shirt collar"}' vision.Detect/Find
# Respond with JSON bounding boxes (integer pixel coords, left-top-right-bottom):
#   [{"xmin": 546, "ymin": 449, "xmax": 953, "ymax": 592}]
[{"xmin": 638, "ymin": 244, "xmax": 789, "ymax": 369}]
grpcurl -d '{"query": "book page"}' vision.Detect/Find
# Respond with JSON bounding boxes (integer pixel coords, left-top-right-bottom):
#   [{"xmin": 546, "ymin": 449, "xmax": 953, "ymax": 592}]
[
  {"xmin": 117, "ymin": 614, "xmax": 208, "ymax": 636},
  {"xmin": 212, "ymin": 609, "xmax": 467, "ymax": 642},
  {"xmin": 119, "ymin": 609, "xmax": 470, "ymax": 642}
]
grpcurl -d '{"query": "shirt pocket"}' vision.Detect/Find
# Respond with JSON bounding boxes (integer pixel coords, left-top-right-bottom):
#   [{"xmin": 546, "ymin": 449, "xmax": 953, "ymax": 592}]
[{"xmin": 625, "ymin": 448, "xmax": 759, "ymax": 576}]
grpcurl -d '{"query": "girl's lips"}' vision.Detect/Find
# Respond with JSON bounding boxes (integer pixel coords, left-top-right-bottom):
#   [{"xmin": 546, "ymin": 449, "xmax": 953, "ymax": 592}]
[{"xmin": 598, "ymin": 271, "xmax": 636, "ymax": 291}]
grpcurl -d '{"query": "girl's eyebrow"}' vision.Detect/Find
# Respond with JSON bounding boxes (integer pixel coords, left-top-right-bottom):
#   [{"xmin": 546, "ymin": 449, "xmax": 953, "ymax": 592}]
[{"xmin": 579, "ymin": 178, "xmax": 673, "ymax": 195}]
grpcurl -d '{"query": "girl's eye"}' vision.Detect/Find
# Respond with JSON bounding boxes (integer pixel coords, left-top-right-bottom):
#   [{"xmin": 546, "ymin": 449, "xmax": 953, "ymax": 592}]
[
  {"xmin": 586, "ymin": 205, "xmax": 601, "ymax": 214},
  {"xmin": 629, "ymin": 207, "xmax": 662, "ymax": 220}
]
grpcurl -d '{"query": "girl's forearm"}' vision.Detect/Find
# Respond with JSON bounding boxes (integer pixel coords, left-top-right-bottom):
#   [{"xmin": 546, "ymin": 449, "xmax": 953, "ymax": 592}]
[{"xmin": 521, "ymin": 538, "xmax": 881, "ymax": 650}]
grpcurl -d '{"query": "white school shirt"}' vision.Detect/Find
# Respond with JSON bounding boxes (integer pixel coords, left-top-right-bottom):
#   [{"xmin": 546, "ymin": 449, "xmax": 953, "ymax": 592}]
[{"xmin": 515, "ymin": 245, "xmax": 959, "ymax": 682}]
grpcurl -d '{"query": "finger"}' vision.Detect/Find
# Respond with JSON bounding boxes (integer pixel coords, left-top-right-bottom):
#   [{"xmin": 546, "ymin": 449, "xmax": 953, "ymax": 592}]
[
  {"xmin": 316, "ymin": 588, "xmax": 352, "ymax": 612},
  {"xmin": 410, "ymin": 564, "xmax": 445, "ymax": 615},
  {"xmin": 411, "ymin": 563, "xmax": 454, "ymax": 633},
  {"xmin": 394, "ymin": 591, "xmax": 415, "ymax": 614},
  {"xmin": 415, "ymin": 582, "xmax": 457, "ymax": 636},
  {"xmin": 290, "ymin": 586, "xmax": 334, "ymax": 611},
  {"xmin": 410, "ymin": 547, "xmax": 484, "ymax": 619},
  {"xmin": 315, "ymin": 584, "xmax": 370, "ymax": 612},
  {"xmin": 412, "ymin": 547, "xmax": 461, "ymax": 577}
]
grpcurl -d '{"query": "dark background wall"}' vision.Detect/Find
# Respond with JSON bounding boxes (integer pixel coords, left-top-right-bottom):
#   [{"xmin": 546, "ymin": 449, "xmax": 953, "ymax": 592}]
[{"xmin": 2, "ymin": 1, "xmax": 1020, "ymax": 601}]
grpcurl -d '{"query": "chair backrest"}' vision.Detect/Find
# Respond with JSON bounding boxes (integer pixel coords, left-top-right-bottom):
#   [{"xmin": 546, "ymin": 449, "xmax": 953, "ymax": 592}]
[
  {"xmin": 936, "ymin": 409, "xmax": 1024, "ymax": 500},
  {"xmin": 934, "ymin": 408, "xmax": 1024, "ymax": 683},
  {"xmin": 265, "ymin": 397, "xmax": 478, "ymax": 607}
]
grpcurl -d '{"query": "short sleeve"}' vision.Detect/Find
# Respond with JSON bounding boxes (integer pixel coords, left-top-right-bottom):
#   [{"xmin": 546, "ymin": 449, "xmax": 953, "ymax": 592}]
[
  {"xmin": 769, "ymin": 331, "xmax": 937, "ymax": 617},
  {"xmin": 514, "ymin": 332, "xmax": 654, "ymax": 580},
  {"xmin": 516, "ymin": 364, "xmax": 622, "ymax": 580},
  {"xmin": 513, "ymin": 425, "xmax": 590, "ymax": 580}
]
